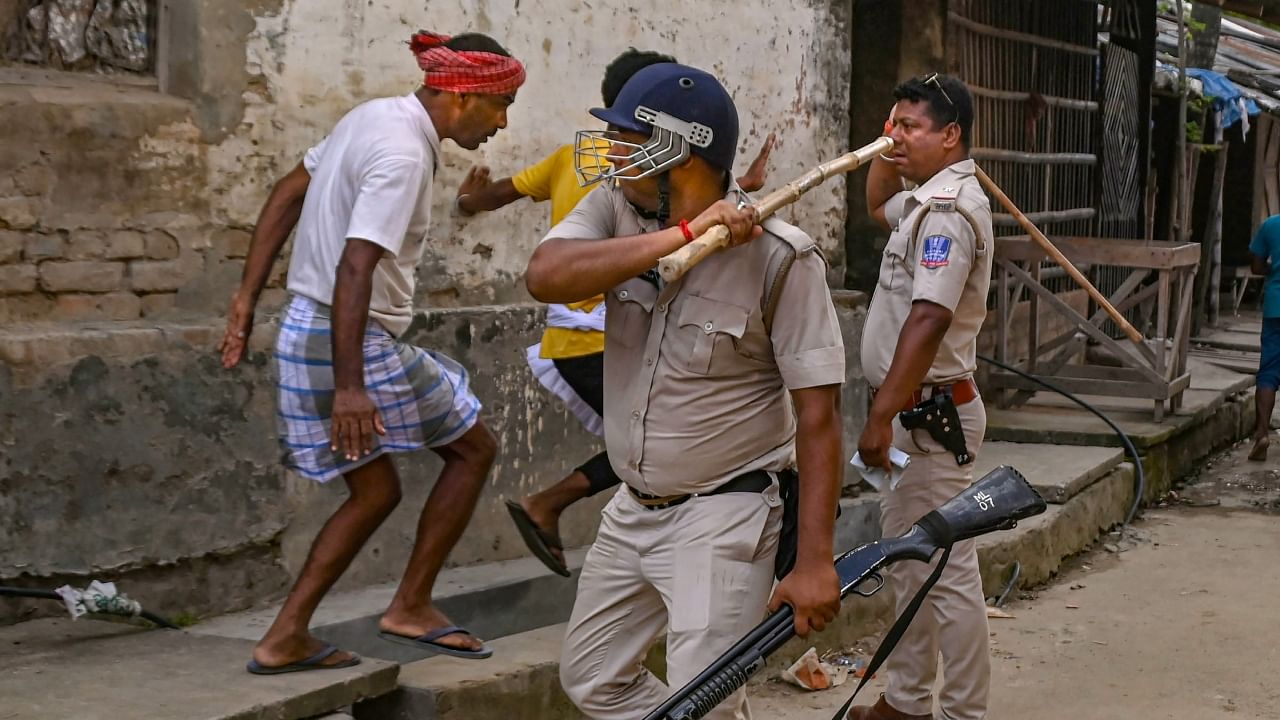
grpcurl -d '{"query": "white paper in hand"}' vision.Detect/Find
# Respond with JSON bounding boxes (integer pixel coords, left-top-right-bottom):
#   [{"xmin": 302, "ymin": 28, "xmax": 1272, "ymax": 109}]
[{"xmin": 850, "ymin": 447, "xmax": 911, "ymax": 492}]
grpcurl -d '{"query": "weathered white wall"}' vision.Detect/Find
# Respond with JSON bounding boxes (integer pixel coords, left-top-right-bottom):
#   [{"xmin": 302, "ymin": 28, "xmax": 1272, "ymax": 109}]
[
  {"xmin": 211, "ymin": 0, "xmax": 854, "ymax": 306},
  {"xmin": 0, "ymin": 0, "xmax": 859, "ymax": 624}
]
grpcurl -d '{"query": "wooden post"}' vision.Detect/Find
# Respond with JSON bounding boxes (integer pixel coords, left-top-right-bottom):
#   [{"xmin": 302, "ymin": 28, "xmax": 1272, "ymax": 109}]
[
  {"xmin": 997, "ymin": 265, "xmax": 1010, "ymax": 409},
  {"xmin": 1175, "ymin": 0, "xmax": 1189, "ymax": 246},
  {"xmin": 1157, "ymin": 270, "xmax": 1171, "ymax": 352},
  {"xmin": 1029, "ymin": 261, "xmax": 1041, "ymax": 372},
  {"xmin": 1207, "ymin": 139, "xmax": 1231, "ymax": 326}
]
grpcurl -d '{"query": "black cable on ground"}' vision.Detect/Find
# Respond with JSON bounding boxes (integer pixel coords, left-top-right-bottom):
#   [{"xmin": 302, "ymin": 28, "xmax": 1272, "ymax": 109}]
[
  {"xmin": 977, "ymin": 354, "xmax": 1145, "ymax": 527},
  {"xmin": 138, "ymin": 610, "xmax": 180, "ymax": 629},
  {"xmin": 991, "ymin": 560, "xmax": 1021, "ymax": 608},
  {"xmin": 0, "ymin": 586, "xmax": 59, "ymax": 601},
  {"xmin": 0, "ymin": 586, "xmax": 180, "ymax": 629}
]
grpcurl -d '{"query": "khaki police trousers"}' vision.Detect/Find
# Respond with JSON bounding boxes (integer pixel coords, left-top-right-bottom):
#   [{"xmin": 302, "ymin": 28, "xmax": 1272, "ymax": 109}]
[
  {"xmin": 560, "ymin": 482, "xmax": 782, "ymax": 720},
  {"xmin": 881, "ymin": 397, "xmax": 989, "ymax": 720}
]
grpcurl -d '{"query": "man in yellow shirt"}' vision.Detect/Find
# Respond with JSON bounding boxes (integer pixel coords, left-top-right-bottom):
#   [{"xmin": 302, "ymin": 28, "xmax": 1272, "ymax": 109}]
[{"xmin": 456, "ymin": 48, "xmax": 774, "ymax": 576}]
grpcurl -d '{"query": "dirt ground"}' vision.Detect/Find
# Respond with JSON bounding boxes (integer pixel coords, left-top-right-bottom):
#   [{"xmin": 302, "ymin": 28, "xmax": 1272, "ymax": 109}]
[{"xmin": 751, "ymin": 438, "xmax": 1280, "ymax": 719}]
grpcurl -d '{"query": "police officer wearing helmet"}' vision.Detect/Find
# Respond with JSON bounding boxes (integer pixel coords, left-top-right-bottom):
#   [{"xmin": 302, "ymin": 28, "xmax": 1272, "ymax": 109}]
[{"xmin": 526, "ymin": 63, "xmax": 845, "ymax": 719}]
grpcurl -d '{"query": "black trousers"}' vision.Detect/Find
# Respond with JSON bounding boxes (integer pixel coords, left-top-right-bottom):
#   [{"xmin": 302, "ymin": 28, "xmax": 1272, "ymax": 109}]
[{"xmin": 552, "ymin": 352, "xmax": 620, "ymax": 496}]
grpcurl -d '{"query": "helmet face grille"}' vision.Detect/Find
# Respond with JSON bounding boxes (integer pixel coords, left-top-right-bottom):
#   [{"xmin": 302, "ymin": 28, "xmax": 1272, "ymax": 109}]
[{"xmin": 572, "ymin": 127, "xmax": 690, "ymax": 187}]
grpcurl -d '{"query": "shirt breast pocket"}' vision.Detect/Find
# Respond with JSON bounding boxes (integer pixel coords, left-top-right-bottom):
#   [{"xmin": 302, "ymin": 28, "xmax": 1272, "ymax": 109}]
[
  {"xmin": 880, "ymin": 232, "xmax": 912, "ymax": 291},
  {"xmin": 605, "ymin": 279, "xmax": 657, "ymax": 349},
  {"xmin": 677, "ymin": 295, "xmax": 751, "ymax": 375}
]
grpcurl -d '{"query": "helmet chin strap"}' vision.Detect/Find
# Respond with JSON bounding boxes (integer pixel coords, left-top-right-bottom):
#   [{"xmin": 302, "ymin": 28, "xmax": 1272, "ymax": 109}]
[{"xmin": 656, "ymin": 172, "xmax": 671, "ymax": 227}]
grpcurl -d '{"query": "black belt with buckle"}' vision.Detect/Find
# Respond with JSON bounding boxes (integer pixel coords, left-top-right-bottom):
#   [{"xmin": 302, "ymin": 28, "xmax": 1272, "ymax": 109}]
[{"xmin": 627, "ymin": 470, "xmax": 774, "ymax": 511}]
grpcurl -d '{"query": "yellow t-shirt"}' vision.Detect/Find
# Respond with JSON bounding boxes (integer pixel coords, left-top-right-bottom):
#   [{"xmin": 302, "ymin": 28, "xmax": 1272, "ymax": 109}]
[{"xmin": 513, "ymin": 141, "xmax": 608, "ymax": 359}]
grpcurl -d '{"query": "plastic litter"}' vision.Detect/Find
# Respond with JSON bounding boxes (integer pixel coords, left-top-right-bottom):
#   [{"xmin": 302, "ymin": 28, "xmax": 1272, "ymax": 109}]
[
  {"xmin": 54, "ymin": 579, "xmax": 143, "ymax": 620},
  {"xmin": 780, "ymin": 647, "xmax": 850, "ymax": 691}
]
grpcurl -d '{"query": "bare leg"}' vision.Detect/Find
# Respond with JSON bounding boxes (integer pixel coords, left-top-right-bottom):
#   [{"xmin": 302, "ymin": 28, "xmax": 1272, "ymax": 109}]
[
  {"xmin": 1251, "ymin": 388, "xmax": 1275, "ymax": 461},
  {"xmin": 252, "ymin": 455, "xmax": 403, "ymax": 667},
  {"xmin": 380, "ymin": 421, "xmax": 498, "ymax": 651},
  {"xmin": 520, "ymin": 470, "xmax": 592, "ymax": 567}
]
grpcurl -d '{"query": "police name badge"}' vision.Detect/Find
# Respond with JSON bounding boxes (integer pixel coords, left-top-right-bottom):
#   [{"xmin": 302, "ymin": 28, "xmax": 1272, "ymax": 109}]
[{"xmin": 921, "ymin": 235, "xmax": 952, "ymax": 268}]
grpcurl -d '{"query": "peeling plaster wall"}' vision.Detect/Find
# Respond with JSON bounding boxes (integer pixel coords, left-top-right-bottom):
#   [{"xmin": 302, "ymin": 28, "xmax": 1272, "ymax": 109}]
[
  {"xmin": 0, "ymin": 0, "xmax": 863, "ymax": 623},
  {"xmin": 0, "ymin": 306, "xmax": 608, "ymax": 622},
  {"xmin": 0, "ymin": 297, "xmax": 870, "ymax": 624},
  {"xmin": 213, "ymin": 0, "xmax": 855, "ymax": 305},
  {"xmin": 2, "ymin": 0, "xmax": 853, "ymax": 315}
]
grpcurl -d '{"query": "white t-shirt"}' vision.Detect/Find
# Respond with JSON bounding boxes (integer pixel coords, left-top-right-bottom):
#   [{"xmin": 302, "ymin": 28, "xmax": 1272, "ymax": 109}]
[{"xmin": 286, "ymin": 93, "xmax": 441, "ymax": 337}]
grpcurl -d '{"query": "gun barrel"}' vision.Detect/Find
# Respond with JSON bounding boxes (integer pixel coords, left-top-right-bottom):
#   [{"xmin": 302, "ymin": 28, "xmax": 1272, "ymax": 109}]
[
  {"xmin": 642, "ymin": 611, "xmax": 794, "ymax": 720},
  {"xmin": 645, "ymin": 540, "xmax": 897, "ymax": 720},
  {"xmin": 664, "ymin": 621, "xmax": 795, "ymax": 720}
]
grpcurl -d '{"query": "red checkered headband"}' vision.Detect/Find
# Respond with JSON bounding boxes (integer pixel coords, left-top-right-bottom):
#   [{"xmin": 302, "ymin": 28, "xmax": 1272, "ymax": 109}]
[{"xmin": 410, "ymin": 31, "xmax": 526, "ymax": 95}]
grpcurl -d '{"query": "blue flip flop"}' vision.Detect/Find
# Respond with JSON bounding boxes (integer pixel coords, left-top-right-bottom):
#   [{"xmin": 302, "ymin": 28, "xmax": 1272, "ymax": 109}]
[
  {"xmin": 246, "ymin": 643, "xmax": 361, "ymax": 675},
  {"xmin": 378, "ymin": 625, "xmax": 494, "ymax": 659}
]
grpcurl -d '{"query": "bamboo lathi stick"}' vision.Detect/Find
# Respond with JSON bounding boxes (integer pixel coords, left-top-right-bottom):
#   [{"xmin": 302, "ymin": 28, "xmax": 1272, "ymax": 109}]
[
  {"xmin": 656, "ymin": 136, "xmax": 894, "ymax": 283},
  {"xmin": 655, "ymin": 140, "xmax": 1144, "ymax": 347},
  {"xmin": 973, "ymin": 165, "xmax": 1144, "ymax": 344}
]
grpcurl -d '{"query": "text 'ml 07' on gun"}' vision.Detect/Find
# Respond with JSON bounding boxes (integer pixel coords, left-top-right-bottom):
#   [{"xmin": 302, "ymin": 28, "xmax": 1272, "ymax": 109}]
[{"xmin": 643, "ymin": 465, "xmax": 1047, "ymax": 720}]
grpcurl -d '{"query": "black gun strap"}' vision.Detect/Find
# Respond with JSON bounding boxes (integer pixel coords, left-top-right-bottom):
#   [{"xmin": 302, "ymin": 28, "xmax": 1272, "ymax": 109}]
[{"xmin": 828, "ymin": 544, "xmax": 954, "ymax": 720}]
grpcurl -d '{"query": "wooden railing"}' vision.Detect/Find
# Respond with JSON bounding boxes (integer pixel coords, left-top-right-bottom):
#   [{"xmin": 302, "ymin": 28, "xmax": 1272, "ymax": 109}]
[{"xmin": 987, "ymin": 236, "xmax": 1200, "ymax": 421}]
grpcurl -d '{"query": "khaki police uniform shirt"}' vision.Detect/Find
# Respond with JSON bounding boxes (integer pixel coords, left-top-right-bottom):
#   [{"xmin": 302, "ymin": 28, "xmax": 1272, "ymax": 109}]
[
  {"xmin": 543, "ymin": 184, "xmax": 845, "ymax": 497},
  {"xmin": 861, "ymin": 159, "xmax": 994, "ymax": 388}
]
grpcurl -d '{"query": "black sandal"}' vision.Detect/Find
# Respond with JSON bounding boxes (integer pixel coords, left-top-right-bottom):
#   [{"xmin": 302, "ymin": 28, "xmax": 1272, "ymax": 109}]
[{"xmin": 504, "ymin": 499, "xmax": 571, "ymax": 577}]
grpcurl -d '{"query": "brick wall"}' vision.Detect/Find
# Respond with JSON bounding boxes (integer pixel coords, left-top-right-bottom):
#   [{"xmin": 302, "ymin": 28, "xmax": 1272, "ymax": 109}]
[
  {"xmin": 0, "ymin": 224, "xmax": 284, "ymax": 324},
  {"xmin": 0, "ymin": 75, "xmax": 288, "ymax": 324}
]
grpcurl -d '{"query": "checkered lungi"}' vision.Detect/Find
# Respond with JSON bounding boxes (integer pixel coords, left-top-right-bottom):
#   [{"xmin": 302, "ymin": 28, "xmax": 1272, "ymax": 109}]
[{"xmin": 275, "ymin": 294, "xmax": 481, "ymax": 482}]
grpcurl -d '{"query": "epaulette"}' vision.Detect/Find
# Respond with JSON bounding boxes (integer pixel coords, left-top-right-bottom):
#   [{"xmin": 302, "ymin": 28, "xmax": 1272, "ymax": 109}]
[
  {"xmin": 759, "ymin": 217, "xmax": 823, "ymax": 334},
  {"xmin": 930, "ymin": 186, "xmax": 959, "ymax": 212},
  {"xmin": 762, "ymin": 216, "xmax": 819, "ymax": 258},
  {"xmin": 910, "ymin": 186, "xmax": 987, "ymax": 256}
]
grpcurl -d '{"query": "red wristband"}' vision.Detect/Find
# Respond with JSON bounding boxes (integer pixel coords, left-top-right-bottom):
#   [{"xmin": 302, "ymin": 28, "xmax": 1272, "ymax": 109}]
[{"xmin": 679, "ymin": 219, "xmax": 695, "ymax": 243}]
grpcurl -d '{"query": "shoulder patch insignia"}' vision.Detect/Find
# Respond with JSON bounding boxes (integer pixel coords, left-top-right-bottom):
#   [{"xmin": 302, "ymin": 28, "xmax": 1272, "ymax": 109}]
[
  {"xmin": 921, "ymin": 235, "xmax": 952, "ymax": 268},
  {"xmin": 931, "ymin": 198, "xmax": 956, "ymax": 212}
]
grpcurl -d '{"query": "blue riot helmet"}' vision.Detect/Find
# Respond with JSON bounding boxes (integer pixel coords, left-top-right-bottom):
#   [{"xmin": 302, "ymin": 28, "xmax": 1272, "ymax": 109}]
[{"xmin": 575, "ymin": 63, "xmax": 740, "ymax": 186}]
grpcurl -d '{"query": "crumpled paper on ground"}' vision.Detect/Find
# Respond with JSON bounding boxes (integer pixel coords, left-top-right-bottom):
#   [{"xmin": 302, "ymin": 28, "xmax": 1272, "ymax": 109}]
[
  {"xmin": 780, "ymin": 647, "xmax": 850, "ymax": 691},
  {"xmin": 54, "ymin": 580, "xmax": 142, "ymax": 620}
]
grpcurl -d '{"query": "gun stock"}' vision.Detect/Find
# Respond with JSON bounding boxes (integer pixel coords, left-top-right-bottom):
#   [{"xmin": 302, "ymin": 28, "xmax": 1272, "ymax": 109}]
[{"xmin": 928, "ymin": 465, "xmax": 1046, "ymax": 543}]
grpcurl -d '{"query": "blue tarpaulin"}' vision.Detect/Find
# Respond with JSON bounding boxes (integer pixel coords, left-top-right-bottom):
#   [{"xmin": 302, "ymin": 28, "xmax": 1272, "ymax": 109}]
[{"xmin": 1185, "ymin": 67, "xmax": 1261, "ymax": 129}]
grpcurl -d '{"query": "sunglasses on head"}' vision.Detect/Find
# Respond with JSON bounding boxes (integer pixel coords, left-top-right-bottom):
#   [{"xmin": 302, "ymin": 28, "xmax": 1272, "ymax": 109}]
[{"xmin": 922, "ymin": 72, "xmax": 958, "ymax": 125}]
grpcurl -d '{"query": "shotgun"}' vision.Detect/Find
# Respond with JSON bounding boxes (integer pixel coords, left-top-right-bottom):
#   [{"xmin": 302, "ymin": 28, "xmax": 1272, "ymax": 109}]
[{"xmin": 642, "ymin": 465, "xmax": 1046, "ymax": 720}]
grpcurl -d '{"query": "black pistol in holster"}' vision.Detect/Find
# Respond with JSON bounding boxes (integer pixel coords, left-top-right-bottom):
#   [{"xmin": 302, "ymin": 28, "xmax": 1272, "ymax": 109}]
[{"xmin": 898, "ymin": 391, "xmax": 973, "ymax": 466}]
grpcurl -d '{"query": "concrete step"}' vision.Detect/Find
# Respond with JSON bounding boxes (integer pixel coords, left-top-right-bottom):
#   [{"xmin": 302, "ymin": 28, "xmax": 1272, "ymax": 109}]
[
  {"xmin": 1191, "ymin": 330, "xmax": 1261, "ymax": 352},
  {"xmin": 185, "ymin": 435, "xmax": 1126, "ymax": 681},
  {"xmin": 355, "ymin": 624, "xmax": 579, "ymax": 720},
  {"xmin": 192, "ymin": 549, "xmax": 590, "ymax": 664},
  {"xmin": 1189, "ymin": 347, "xmax": 1260, "ymax": 376},
  {"xmin": 986, "ymin": 359, "xmax": 1256, "ymax": 507},
  {"xmin": 350, "ymin": 463, "xmax": 1138, "ymax": 720},
  {"xmin": 974, "ymin": 441, "xmax": 1123, "ymax": 504},
  {"xmin": 975, "ymin": 463, "xmax": 1136, "ymax": 593},
  {"xmin": 0, "ymin": 618, "xmax": 397, "ymax": 720},
  {"xmin": 194, "ymin": 496, "xmax": 885, "ymax": 667}
]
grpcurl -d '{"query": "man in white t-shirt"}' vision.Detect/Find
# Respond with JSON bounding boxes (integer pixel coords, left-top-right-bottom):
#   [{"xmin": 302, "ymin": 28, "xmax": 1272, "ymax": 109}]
[{"xmin": 219, "ymin": 30, "xmax": 525, "ymax": 673}]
